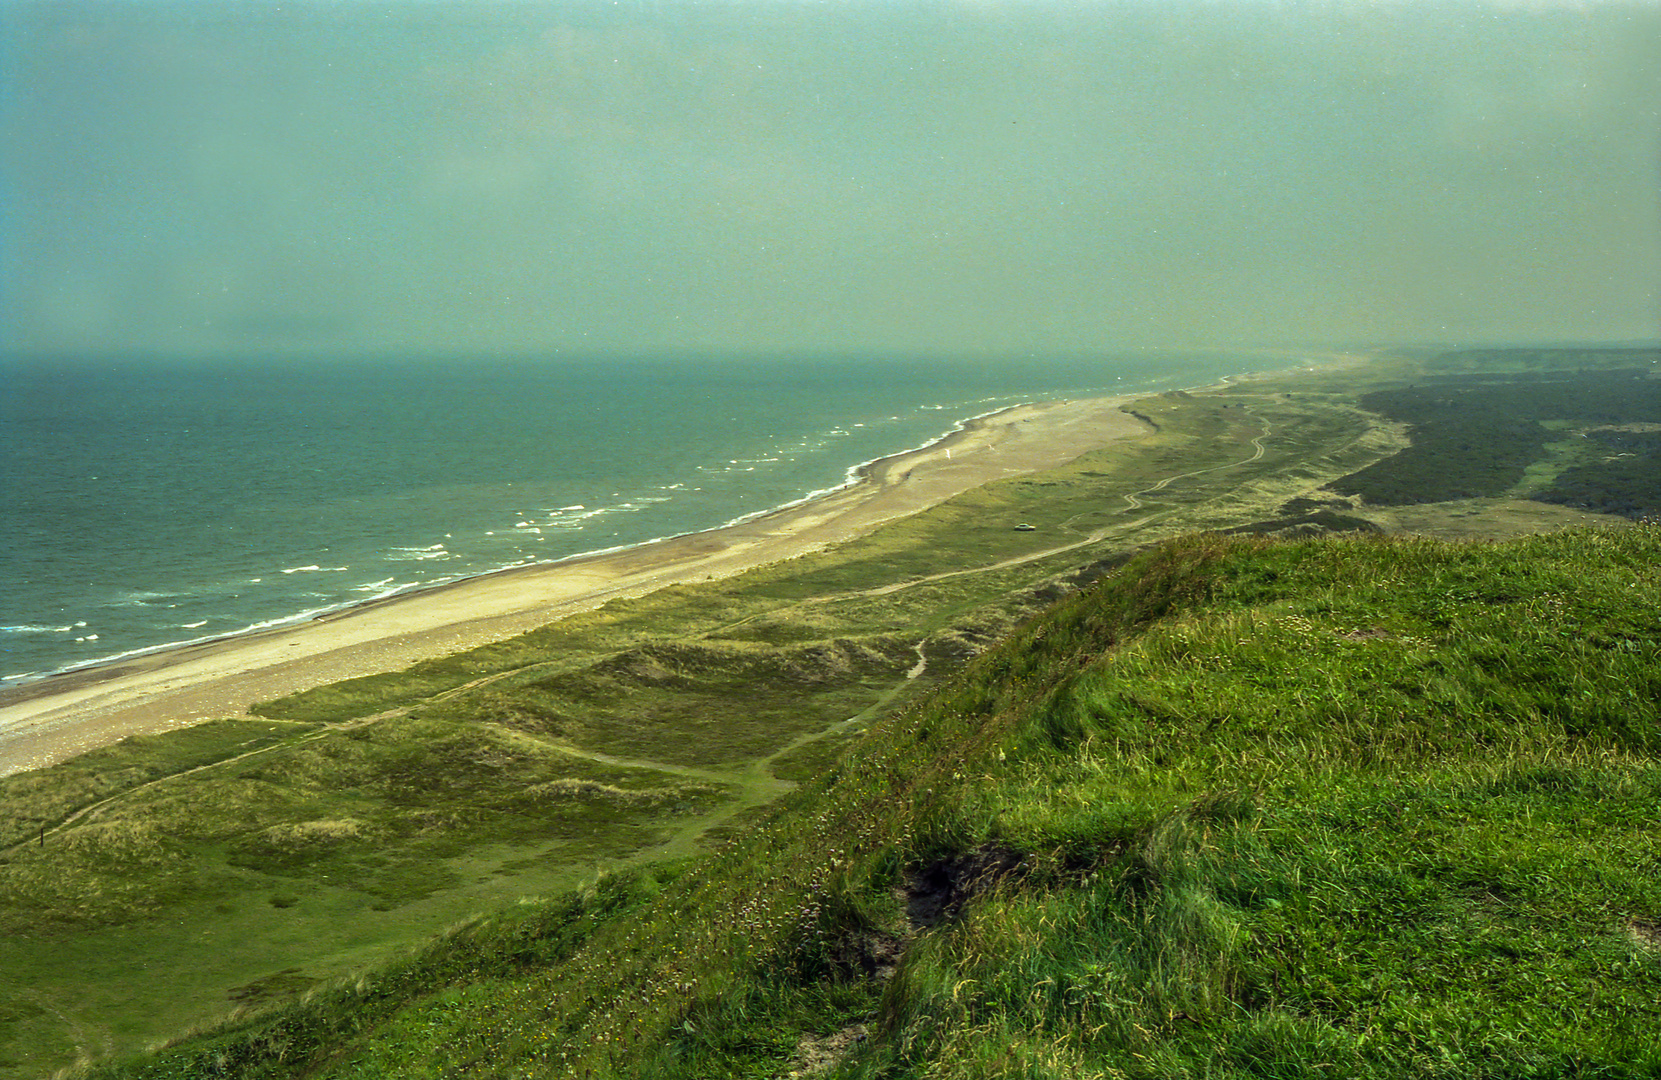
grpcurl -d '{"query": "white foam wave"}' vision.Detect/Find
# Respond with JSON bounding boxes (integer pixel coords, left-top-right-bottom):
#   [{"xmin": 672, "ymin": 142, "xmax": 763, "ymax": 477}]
[
  {"xmin": 180, "ymin": 620, "xmax": 208, "ymax": 629},
  {"xmin": 1, "ymin": 624, "xmax": 78, "ymax": 634},
  {"xmin": 16, "ymin": 600, "xmax": 348, "ymax": 687},
  {"xmin": 701, "ymin": 402, "xmax": 1031, "ymax": 533},
  {"xmin": 385, "ymin": 544, "xmax": 451, "ymax": 562},
  {"xmin": 540, "ymin": 504, "xmax": 626, "ymax": 527},
  {"xmin": 110, "ymin": 590, "xmax": 178, "ymax": 607}
]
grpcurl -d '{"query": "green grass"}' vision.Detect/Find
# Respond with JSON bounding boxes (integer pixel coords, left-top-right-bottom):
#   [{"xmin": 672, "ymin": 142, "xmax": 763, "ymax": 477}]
[
  {"xmin": 67, "ymin": 523, "xmax": 1661, "ymax": 1080},
  {"xmin": 0, "ymin": 713, "xmax": 729, "ymax": 1077},
  {"xmin": 0, "ymin": 719, "xmax": 314, "ymax": 850},
  {"xmin": 5, "ymin": 366, "xmax": 1404, "ymax": 1077},
  {"xmin": 15, "ymin": 349, "xmax": 1657, "ymax": 1077},
  {"xmin": 413, "ymin": 636, "xmax": 918, "ymax": 768}
]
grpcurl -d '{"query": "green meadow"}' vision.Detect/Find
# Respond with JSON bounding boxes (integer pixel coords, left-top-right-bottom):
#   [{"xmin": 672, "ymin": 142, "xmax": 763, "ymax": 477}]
[{"xmin": 3, "ymin": 348, "xmax": 1657, "ymax": 1078}]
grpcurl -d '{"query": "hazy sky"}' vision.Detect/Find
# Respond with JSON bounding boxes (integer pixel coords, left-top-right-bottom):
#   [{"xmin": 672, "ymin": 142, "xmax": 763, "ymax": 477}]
[{"xmin": 2, "ymin": 0, "xmax": 1657, "ymax": 359}]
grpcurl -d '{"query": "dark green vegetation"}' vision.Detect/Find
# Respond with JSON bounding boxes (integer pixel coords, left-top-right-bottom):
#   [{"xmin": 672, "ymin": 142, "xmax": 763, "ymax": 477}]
[
  {"xmin": 1328, "ymin": 350, "xmax": 1661, "ymax": 514},
  {"xmin": 4, "ymin": 348, "xmax": 1654, "ymax": 1076},
  {"xmin": 1536, "ymin": 423, "xmax": 1661, "ymax": 520},
  {"xmin": 74, "ymin": 525, "xmax": 1661, "ymax": 1079}
]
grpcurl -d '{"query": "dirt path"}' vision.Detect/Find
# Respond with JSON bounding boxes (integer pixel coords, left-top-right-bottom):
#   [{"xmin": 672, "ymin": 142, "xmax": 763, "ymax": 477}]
[
  {"xmin": 1118, "ymin": 408, "xmax": 1270, "ymax": 512},
  {"xmin": 9, "ymin": 630, "xmax": 940, "ymax": 863},
  {"xmin": 5, "ymin": 407, "xmax": 1281, "ymax": 856},
  {"xmin": 1, "ymin": 396, "xmax": 1152, "ymax": 779},
  {"xmin": 0, "ymin": 721, "xmax": 320, "ymax": 857}
]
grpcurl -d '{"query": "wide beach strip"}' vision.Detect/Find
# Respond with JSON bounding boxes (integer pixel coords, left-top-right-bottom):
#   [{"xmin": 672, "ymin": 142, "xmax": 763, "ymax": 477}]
[{"xmin": 0, "ymin": 396, "xmax": 1146, "ymax": 776}]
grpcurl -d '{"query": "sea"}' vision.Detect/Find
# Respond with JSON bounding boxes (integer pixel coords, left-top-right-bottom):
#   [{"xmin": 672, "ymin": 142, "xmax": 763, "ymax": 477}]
[{"xmin": 0, "ymin": 352, "xmax": 1250, "ymax": 689}]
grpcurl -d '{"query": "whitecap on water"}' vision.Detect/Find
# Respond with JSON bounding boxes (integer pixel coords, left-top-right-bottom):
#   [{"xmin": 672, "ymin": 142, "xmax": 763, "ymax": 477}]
[
  {"xmin": 112, "ymin": 590, "xmax": 178, "ymax": 606},
  {"xmin": 385, "ymin": 544, "xmax": 451, "ymax": 562}
]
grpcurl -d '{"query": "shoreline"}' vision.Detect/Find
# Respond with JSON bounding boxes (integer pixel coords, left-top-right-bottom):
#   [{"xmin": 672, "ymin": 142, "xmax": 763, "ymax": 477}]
[
  {"xmin": 0, "ymin": 398, "xmax": 1093, "ymax": 697},
  {"xmin": 0, "ymin": 393, "xmax": 1151, "ymax": 777},
  {"xmin": 2, "ymin": 356, "xmax": 1325, "ymax": 698},
  {"xmin": 0, "ymin": 402, "xmax": 1031, "ymax": 701}
]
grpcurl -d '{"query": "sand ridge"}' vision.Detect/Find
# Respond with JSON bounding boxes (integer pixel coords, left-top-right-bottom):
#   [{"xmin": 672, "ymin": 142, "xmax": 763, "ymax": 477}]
[{"xmin": 0, "ymin": 395, "xmax": 1148, "ymax": 777}]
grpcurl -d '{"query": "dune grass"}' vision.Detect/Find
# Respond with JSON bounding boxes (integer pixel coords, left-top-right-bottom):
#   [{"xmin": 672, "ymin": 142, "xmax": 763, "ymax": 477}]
[
  {"xmin": 3, "ymin": 375, "xmax": 1407, "ymax": 1077},
  {"xmin": 69, "ymin": 524, "xmax": 1661, "ymax": 1079}
]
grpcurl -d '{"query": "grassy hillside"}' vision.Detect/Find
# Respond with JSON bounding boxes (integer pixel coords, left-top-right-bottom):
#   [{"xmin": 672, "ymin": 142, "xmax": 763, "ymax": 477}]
[
  {"xmin": 79, "ymin": 524, "xmax": 1661, "ymax": 1079},
  {"xmin": 5, "ymin": 370, "xmax": 1410, "ymax": 1077},
  {"xmin": 8, "ymin": 350, "xmax": 1655, "ymax": 1076}
]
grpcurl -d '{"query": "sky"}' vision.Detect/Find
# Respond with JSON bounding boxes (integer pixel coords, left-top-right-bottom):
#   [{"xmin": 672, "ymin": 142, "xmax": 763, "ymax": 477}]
[{"xmin": 1, "ymin": 0, "xmax": 1657, "ymax": 360}]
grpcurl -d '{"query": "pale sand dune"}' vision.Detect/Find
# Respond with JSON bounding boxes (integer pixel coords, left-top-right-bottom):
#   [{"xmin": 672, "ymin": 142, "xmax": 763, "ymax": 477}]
[{"xmin": 0, "ymin": 396, "xmax": 1147, "ymax": 777}]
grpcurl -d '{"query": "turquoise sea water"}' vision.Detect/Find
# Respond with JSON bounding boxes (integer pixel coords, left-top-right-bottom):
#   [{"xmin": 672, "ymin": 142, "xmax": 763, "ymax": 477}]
[{"xmin": 0, "ymin": 353, "xmax": 1246, "ymax": 687}]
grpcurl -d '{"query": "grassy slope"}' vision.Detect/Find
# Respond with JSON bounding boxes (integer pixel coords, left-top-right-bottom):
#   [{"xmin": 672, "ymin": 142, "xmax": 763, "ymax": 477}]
[
  {"xmin": 8, "ymin": 351, "xmax": 1655, "ymax": 1076},
  {"xmin": 4, "ymin": 377, "xmax": 1395, "ymax": 1077},
  {"xmin": 82, "ymin": 525, "xmax": 1661, "ymax": 1079}
]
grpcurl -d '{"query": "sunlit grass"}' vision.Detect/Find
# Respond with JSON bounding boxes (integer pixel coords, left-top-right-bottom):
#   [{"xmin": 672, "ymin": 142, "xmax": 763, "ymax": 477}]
[
  {"xmin": 62, "ymin": 523, "xmax": 1661, "ymax": 1080},
  {"xmin": 17, "ymin": 359, "xmax": 1650, "ymax": 1077}
]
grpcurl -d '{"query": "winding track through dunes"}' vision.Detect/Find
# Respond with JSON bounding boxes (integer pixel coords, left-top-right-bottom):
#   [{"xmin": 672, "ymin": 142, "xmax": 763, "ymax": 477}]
[
  {"xmin": 0, "ymin": 395, "xmax": 1151, "ymax": 778},
  {"xmin": 4, "ymin": 639, "xmax": 938, "ymax": 865},
  {"xmin": 10, "ymin": 379, "xmax": 1402, "ymax": 880},
  {"xmin": 5, "ymin": 408, "xmax": 1288, "ymax": 858},
  {"xmin": 5, "ymin": 365, "xmax": 1428, "ymax": 1077},
  {"xmin": 1118, "ymin": 409, "xmax": 1271, "ymax": 512}
]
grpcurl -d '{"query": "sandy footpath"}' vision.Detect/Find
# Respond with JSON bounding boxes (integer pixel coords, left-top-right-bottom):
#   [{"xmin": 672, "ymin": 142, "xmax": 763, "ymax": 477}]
[{"xmin": 0, "ymin": 396, "xmax": 1149, "ymax": 777}]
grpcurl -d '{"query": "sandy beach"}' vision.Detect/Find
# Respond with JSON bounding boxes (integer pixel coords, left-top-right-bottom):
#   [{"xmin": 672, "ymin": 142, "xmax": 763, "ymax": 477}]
[{"xmin": 0, "ymin": 395, "xmax": 1148, "ymax": 777}]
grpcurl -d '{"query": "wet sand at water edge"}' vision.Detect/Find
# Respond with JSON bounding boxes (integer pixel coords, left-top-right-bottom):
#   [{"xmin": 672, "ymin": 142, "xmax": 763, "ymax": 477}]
[{"xmin": 0, "ymin": 395, "xmax": 1149, "ymax": 777}]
